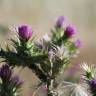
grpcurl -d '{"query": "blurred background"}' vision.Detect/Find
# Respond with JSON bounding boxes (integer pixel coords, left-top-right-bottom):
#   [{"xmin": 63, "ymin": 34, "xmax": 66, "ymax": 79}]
[{"xmin": 0, "ymin": 0, "xmax": 96, "ymax": 95}]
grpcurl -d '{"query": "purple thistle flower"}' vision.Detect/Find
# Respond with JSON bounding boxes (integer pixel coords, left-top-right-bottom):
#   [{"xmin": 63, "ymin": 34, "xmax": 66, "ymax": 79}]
[
  {"xmin": 89, "ymin": 78, "xmax": 96, "ymax": 95},
  {"xmin": 18, "ymin": 24, "xmax": 33, "ymax": 41},
  {"xmin": 56, "ymin": 16, "xmax": 65, "ymax": 28},
  {"xmin": 64, "ymin": 24, "xmax": 76, "ymax": 38},
  {"xmin": 11, "ymin": 75, "xmax": 23, "ymax": 86},
  {"xmin": 74, "ymin": 39, "xmax": 82, "ymax": 48},
  {"xmin": 0, "ymin": 64, "xmax": 12, "ymax": 81}
]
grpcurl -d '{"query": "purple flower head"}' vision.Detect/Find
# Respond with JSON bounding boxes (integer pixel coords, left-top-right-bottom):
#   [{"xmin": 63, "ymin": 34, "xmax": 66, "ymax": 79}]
[
  {"xmin": 11, "ymin": 75, "xmax": 23, "ymax": 86},
  {"xmin": 0, "ymin": 64, "xmax": 12, "ymax": 81},
  {"xmin": 56, "ymin": 16, "xmax": 65, "ymax": 28},
  {"xmin": 89, "ymin": 77, "xmax": 96, "ymax": 94},
  {"xmin": 18, "ymin": 24, "xmax": 33, "ymax": 41},
  {"xmin": 74, "ymin": 39, "xmax": 82, "ymax": 48},
  {"xmin": 64, "ymin": 24, "xmax": 76, "ymax": 38}
]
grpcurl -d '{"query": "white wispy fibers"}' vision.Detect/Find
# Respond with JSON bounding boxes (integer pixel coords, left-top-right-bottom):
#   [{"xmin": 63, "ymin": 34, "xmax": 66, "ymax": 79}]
[
  {"xmin": 55, "ymin": 81, "xmax": 89, "ymax": 96},
  {"xmin": 31, "ymin": 81, "xmax": 90, "ymax": 96},
  {"xmin": 81, "ymin": 62, "xmax": 96, "ymax": 96}
]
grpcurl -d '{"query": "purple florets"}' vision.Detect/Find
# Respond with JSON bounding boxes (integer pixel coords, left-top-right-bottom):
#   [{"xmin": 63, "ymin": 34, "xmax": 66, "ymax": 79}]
[
  {"xmin": 0, "ymin": 64, "xmax": 23, "ymax": 86},
  {"xmin": 64, "ymin": 25, "xmax": 76, "ymax": 38},
  {"xmin": 0, "ymin": 64, "xmax": 23, "ymax": 96},
  {"xmin": 89, "ymin": 78, "xmax": 96, "ymax": 95},
  {"xmin": 0, "ymin": 64, "xmax": 12, "ymax": 81},
  {"xmin": 18, "ymin": 25, "xmax": 33, "ymax": 41},
  {"xmin": 56, "ymin": 16, "xmax": 65, "ymax": 28}
]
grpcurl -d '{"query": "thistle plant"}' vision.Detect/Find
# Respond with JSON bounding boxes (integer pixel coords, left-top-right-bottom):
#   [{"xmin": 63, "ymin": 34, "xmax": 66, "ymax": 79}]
[
  {"xmin": 82, "ymin": 63, "xmax": 96, "ymax": 96},
  {"xmin": 0, "ymin": 16, "xmax": 81, "ymax": 96},
  {"xmin": 0, "ymin": 64, "xmax": 22, "ymax": 96}
]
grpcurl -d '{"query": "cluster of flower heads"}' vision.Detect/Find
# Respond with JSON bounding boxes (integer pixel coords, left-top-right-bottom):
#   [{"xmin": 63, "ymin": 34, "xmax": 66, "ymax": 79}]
[
  {"xmin": 16, "ymin": 16, "xmax": 81, "ymax": 48},
  {"xmin": 0, "ymin": 64, "xmax": 22, "ymax": 96},
  {"xmin": 82, "ymin": 63, "xmax": 96, "ymax": 96},
  {"xmin": 56, "ymin": 16, "xmax": 76, "ymax": 37},
  {"xmin": 0, "ymin": 16, "xmax": 81, "ymax": 96},
  {"xmin": 54, "ymin": 16, "xmax": 81, "ymax": 46}
]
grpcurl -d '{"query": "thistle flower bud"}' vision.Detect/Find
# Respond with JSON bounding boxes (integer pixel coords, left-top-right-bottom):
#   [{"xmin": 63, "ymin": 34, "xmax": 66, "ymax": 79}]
[
  {"xmin": 0, "ymin": 65, "xmax": 23, "ymax": 96},
  {"xmin": 81, "ymin": 63, "xmax": 96, "ymax": 79},
  {"xmin": 0, "ymin": 64, "xmax": 12, "ymax": 81},
  {"xmin": 56, "ymin": 16, "xmax": 65, "ymax": 28},
  {"xmin": 64, "ymin": 25, "xmax": 76, "ymax": 38},
  {"xmin": 18, "ymin": 25, "xmax": 33, "ymax": 41}
]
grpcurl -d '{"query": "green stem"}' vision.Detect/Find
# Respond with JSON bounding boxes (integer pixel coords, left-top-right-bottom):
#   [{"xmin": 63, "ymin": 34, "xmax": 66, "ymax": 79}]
[
  {"xmin": 47, "ymin": 60, "xmax": 56, "ymax": 96},
  {"xmin": 47, "ymin": 79, "xmax": 54, "ymax": 96}
]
